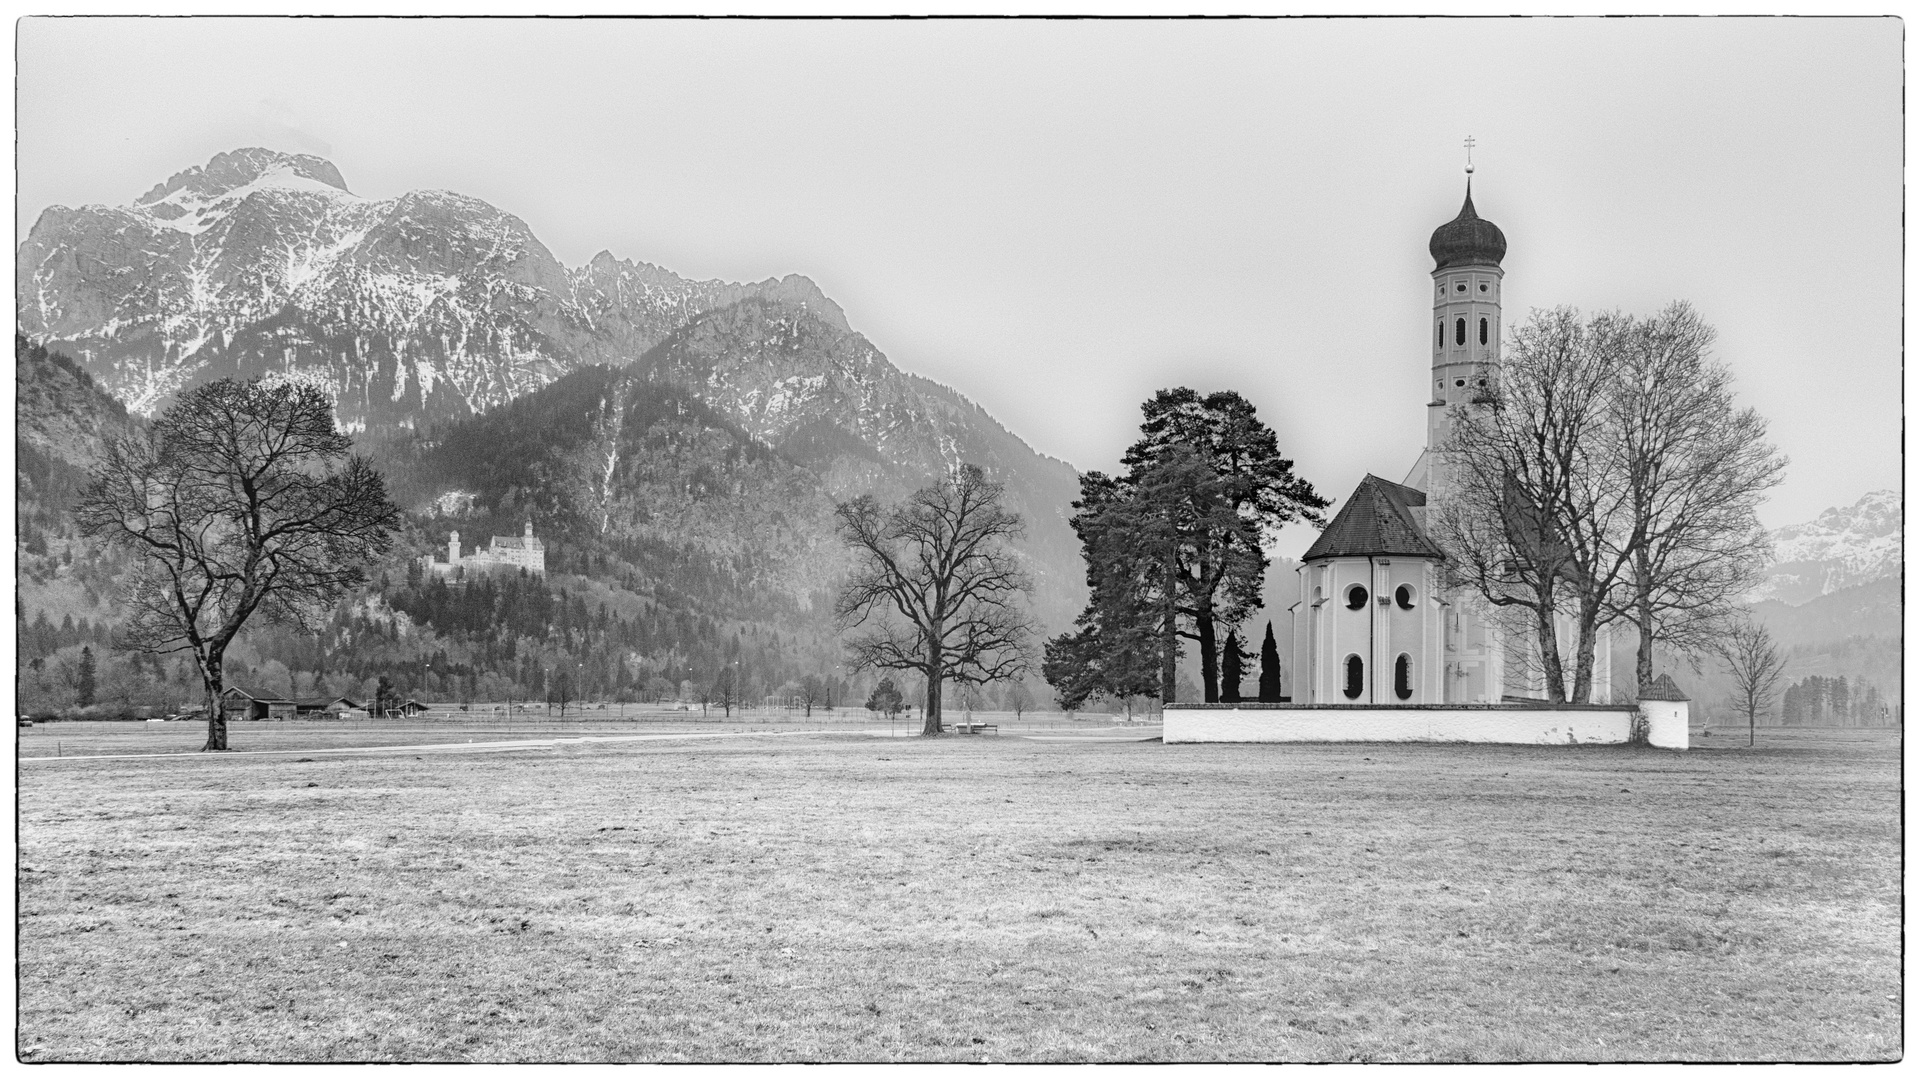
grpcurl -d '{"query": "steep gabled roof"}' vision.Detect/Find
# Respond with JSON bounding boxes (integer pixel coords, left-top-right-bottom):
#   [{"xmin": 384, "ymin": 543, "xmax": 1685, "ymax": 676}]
[
  {"xmin": 295, "ymin": 696, "xmax": 361, "ymax": 710},
  {"xmin": 222, "ymin": 685, "xmax": 295, "ymax": 703},
  {"xmin": 1302, "ymin": 474, "xmax": 1445, "ymax": 561}
]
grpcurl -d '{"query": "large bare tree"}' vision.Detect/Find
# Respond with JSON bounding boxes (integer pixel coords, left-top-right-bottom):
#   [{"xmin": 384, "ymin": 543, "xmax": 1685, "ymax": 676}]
[
  {"xmin": 1718, "ymin": 619, "xmax": 1788, "ymax": 747},
  {"xmin": 836, "ymin": 464, "xmax": 1034, "ymax": 735},
  {"xmin": 1601, "ymin": 302, "xmax": 1785, "ymax": 692},
  {"xmin": 76, "ymin": 378, "xmax": 401, "ymax": 750},
  {"xmin": 1438, "ymin": 303, "xmax": 1784, "ymax": 705},
  {"xmin": 1433, "ymin": 307, "xmax": 1627, "ymax": 703}
]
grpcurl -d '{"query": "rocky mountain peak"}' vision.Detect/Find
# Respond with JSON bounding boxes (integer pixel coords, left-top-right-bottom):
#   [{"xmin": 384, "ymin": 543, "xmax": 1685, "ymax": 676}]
[
  {"xmin": 1750, "ymin": 489, "xmax": 1902, "ymax": 605},
  {"xmin": 750, "ymin": 274, "xmax": 849, "ymax": 334},
  {"xmin": 133, "ymin": 148, "xmax": 357, "ymax": 234},
  {"xmin": 137, "ymin": 147, "xmax": 352, "ymax": 206}
]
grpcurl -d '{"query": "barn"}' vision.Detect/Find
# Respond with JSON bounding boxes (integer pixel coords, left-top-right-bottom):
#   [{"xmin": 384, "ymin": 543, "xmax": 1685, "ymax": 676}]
[{"xmin": 220, "ymin": 686, "xmax": 296, "ymax": 722}]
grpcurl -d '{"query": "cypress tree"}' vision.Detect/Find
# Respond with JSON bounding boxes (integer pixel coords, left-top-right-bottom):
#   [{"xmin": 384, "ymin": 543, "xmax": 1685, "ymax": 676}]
[
  {"xmin": 76, "ymin": 645, "xmax": 97, "ymax": 708},
  {"xmin": 1258, "ymin": 621, "xmax": 1282, "ymax": 702},
  {"xmin": 1220, "ymin": 630, "xmax": 1244, "ymax": 703}
]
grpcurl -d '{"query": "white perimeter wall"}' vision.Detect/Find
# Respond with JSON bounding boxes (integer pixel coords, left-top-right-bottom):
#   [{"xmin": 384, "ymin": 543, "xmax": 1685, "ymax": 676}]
[{"xmin": 1164, "ymin": 705, "xmax": 1650, "ymax": 746}]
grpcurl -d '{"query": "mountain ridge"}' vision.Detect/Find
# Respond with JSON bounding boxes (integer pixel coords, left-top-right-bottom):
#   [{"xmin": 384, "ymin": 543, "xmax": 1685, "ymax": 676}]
[
  {"xmin": 1750, "ymin": 489, "xmax": 1901, "ymax": 606},
  {"xmin": 18, "ymin": 146, "xmax": 1088, "ymax": 636}
]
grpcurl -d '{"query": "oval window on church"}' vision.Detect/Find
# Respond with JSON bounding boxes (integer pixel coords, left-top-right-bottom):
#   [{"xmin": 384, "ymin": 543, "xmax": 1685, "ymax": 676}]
[
  {"xmin": 1394, "ymin": 654, "xmax": 1413, "ymax": 700},
  {"xmin": 1455, "ymin": 318, "xmax": 1466, "ymax": 346},
  {"xmin": 1346, "ymin": 585, "xmax": 1368, "ymax": 610},
  {"xmin": 1344, "ymin": 655, "xmax": 1365, "ymax": 700},
  {"xmin": 1479, "ymin": 317, "xmax": 1489, "ymax": 345},
  {"xmin": 1395, "ymin": 584, "xmax": 1415, "ymax": 609},
  {"xmin": 1479, "ymin": 282, "xmax": 1489, "ymax": 292}
]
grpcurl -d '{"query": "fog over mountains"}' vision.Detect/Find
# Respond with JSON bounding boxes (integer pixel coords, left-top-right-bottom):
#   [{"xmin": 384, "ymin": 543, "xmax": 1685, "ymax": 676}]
[{"xmin": 18, "ymin": 147, "xmax": 1087, "ymax": 629}]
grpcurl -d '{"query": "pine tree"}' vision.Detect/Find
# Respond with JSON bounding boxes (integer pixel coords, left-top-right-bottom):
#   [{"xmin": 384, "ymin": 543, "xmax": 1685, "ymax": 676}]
[
  {"xmin": 76, "ymin": 645, "xmax": 97, "ymax": 708},
  {"xmin": 1258, "ymin": 621, "xmax": 1282, "ymax": 702}
]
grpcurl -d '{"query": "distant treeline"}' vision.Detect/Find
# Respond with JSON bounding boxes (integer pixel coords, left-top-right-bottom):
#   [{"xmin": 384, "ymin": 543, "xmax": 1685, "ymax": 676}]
[{"xmin": 1779, "ymin": 675, "xmax": 1897, "ymax": 728}]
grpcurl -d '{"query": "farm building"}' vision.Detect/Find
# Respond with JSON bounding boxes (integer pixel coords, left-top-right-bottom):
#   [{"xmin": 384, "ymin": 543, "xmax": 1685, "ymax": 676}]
[
  {"xmin": 220, "ymin": 687, "xmax": 296, "ymax": 722},
  {"xmin": 295, "ymin": 696, "xmax": 361, "ymax": 719}
]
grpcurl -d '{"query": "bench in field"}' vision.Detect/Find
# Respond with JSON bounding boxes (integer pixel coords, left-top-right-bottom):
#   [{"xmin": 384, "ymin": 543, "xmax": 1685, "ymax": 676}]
[{"xmin": 949, "ymin": 721, "xmax": 999, "ymax": 735}]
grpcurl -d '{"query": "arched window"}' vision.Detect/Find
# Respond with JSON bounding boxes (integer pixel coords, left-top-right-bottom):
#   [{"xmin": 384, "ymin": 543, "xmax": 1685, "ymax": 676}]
[
  {"xmin": 1394, "ymin": 654, "xmax": 1413, "ymax": 700},
  {"xmin": 1344, "ymin": 655, "xmax": 1365, "ymax": 700},
  {"xmin": 1346, "ymin": 585, "xmax": 1368, "ymax": 610},
  {"xmin": 1479, "ymin": 317, "xmax": 1489, "ymax": 345},
  {"xmin": 1395, "ymin": 584, "xmax": 1415, "ymax": 610},
  {"xmin": 1436, "ymin": 322, "xmax": 1444, "ymax": 348},
  {"xmin": 1455, "ymin": 318, "xmax": 1466, "ymax": 346}
]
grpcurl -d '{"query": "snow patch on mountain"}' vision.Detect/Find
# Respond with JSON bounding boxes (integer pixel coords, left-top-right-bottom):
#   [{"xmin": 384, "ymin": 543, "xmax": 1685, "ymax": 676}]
[{"xmin": 1749, "ymin": 489, "xmax": 1902, "ymax": 605}]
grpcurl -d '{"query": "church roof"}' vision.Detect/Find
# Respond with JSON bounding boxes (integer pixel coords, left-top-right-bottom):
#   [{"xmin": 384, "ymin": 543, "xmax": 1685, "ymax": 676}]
[
  {"xmin": 1429, "ymin": 179, "xmax": 1507, "ymax": 270},
  {"xmin": 1301, "ymin": 474, "xmax": 1445, "ymax": 562}
]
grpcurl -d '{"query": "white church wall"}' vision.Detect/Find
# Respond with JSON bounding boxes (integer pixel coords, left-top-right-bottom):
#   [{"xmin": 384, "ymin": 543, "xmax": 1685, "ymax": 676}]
[{"xmin": 1162, "ymin": 703, "xmax": 1679, "ymax": 747}]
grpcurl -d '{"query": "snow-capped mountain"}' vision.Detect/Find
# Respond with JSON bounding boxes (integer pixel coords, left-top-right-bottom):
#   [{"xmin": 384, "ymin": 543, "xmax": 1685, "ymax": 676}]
[
  {"xmin": 18, "ymin": 147, "xmax": 1088, "ymax": 628},
  {"xmin": 1750, "ymin": 489, "xmax": 1902, "ymax": 605},
  {"xmin": 17, "ymin": 148, "xmax": 844, "ymax": 433}
]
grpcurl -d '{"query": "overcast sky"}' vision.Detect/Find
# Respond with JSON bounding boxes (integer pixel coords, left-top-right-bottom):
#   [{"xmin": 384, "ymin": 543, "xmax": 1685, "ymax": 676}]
[{"xmin": 17, "ymin": 17, "xmax": 1901, "ymax": 558}]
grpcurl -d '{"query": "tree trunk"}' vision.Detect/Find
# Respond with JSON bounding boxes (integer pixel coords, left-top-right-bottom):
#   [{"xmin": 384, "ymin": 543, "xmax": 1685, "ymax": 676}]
[
  {"xmin": 1159, "ymin": 568, "xmax": 1175, "ymax": 703},
  {"xmin": 1568, "ymin": 600, "xmax": 1599, "ymax": 705},
  {"xmin": 1634, "ymin": 565, "xmax": 1658, "ymax": 695},
  {"xmin": 1532, "ymin": 599, "xmax": 1567, "ymax": 704},
  {"xmin": 923, "ymin": 664, "xmax": 944, "ymax": 736},
  {"xmin": 1159, "ymin": 598, "xmax": 1179, "ymax": 703},
  {"xmin": 1197, "ymin": 612, "xmax": 1219, "ymax": 703},
  {"xmin": 201, "ymin": 648, "xmax": 228, "ymax": 752}
]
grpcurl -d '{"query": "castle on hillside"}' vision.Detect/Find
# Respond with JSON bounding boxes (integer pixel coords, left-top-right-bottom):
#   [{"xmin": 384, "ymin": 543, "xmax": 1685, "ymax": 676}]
[
  {"xmin": 421, "ymin": 521, "xmax": 546, "ymax": 579},
  {"xmin": 1287, "ymin": 166, "xmax": 1611, "ymax": 705}
]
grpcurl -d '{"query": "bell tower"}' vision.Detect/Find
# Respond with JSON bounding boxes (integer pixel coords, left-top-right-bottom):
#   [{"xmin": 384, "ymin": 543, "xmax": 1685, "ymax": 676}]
[{"xmin": 1423, "ymin": 141, "xmax": 1507, "ymax": 473}]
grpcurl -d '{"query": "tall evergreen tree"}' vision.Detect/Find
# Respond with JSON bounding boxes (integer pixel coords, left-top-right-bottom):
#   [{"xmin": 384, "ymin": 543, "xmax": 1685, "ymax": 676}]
[
  {"xmin": 1048, "ymin": 389, "xmax": 1326, "ymax": 704},
  {"xmin": 1257, "ymin": 621, "xmax": 1282, "ymax": 703},
  {"xmin": 76, "ymin": 645, "xmax": 97, "ymax": 708},
  {"xmin": 1219, "ymin": 629, "xmax": 1246, "ymax": 703}
]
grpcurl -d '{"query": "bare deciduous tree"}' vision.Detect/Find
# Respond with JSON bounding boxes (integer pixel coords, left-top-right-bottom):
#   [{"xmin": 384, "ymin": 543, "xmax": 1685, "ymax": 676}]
[
  {"xmin": 710, "ymin": 666, "xmax": 738, "ymax": 718},
  {"xmin": 76, "ymin": 378, "xmax": 401, "ymax": 751},
  {"xmin": 1436, "ymin": 303, "xmax": 1781, "ymax": 706},
  {"xmin": 1718, "ymin": 619, "xmax": 1788, "ymax": 746},
  {"xmin": 1433, "ymin": 307, "xmax": 1626, "ymax": 703},
  {"xmin": 1601, "ymin": 302, "xmax": 1786, "ymax": 692},
  {"xmin": 836, "ymin": 464, "xmax": 1034, "ymax": 736},
  {"xmin": 798, "ymin": 674, "xmax": 826, "ymax": 717}
]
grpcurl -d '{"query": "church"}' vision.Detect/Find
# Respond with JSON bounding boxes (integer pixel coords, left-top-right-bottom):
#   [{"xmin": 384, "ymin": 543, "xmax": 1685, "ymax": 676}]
[{"xmin": 1286, "ymin": 169, "xmax": 1611, "ymax": 706}]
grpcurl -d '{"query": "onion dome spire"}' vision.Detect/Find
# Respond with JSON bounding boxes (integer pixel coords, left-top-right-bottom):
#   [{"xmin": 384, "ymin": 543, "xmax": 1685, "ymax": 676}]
[{"xmin": 1428, "ymin": 143, "xmax": 1507, "ymax": 270}]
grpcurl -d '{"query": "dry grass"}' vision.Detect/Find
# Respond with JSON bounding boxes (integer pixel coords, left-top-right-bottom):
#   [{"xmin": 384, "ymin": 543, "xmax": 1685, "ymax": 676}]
[
  {"xmin": 15, "ymin": 709, "xmax": 1126, "ymax": 757},
  {"xmin": 16, "ymin": 727, "xmax": 1900, "ymax": 1062}
]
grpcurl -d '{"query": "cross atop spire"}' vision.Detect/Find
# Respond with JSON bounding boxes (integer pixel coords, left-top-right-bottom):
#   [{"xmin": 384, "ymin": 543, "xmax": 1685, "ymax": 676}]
[{"xmin": 1463, "ymin": 135, "xmax": 1476, "ymax": 175}]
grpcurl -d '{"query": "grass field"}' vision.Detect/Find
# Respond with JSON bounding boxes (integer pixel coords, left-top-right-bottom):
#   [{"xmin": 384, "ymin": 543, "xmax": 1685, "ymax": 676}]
[
  {"xmin": 14, "ymin": 708, "xmax": 1130, "ymax": 757},
  {"xmin": 16, "ymin": 725, "xmax": 1901, "ymax": 1062}
]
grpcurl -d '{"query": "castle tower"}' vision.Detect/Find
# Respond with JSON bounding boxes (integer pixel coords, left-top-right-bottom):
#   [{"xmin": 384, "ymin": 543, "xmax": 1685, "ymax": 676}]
[
  {"xmin": 1420, "ymin": 164, "xmax": 1507, "ymax": 491},
  {"xmin": 449, "ymin": 531, "xmax": 461, "ymax": 565}
]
